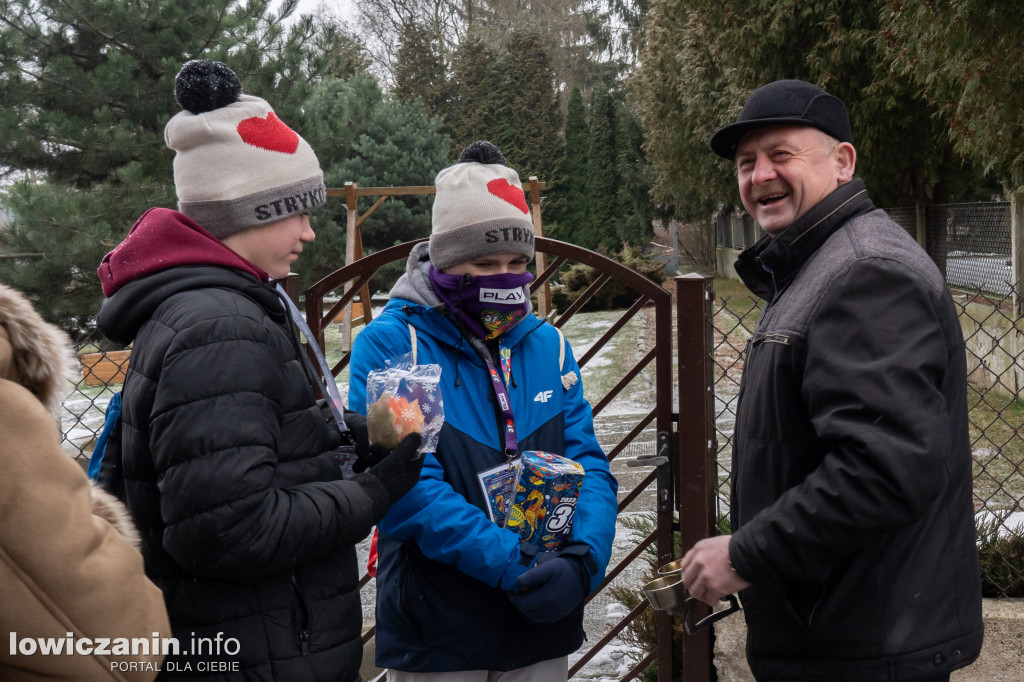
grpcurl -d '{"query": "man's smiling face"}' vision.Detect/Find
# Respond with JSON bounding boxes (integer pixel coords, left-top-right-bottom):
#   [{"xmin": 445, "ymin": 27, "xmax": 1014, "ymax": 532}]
[{"xmin": 735, "ymin": 125, "xmax": 855, "ymax": 236}]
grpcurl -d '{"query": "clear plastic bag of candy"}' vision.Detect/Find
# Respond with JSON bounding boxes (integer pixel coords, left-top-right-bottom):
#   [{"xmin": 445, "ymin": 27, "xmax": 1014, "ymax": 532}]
[{"xmin": 365, "ymin": 353, "xmax": 443, "ymax": 454}]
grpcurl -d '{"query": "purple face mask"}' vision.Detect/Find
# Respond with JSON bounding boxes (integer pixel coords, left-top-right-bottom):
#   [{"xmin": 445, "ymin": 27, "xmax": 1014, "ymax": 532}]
[{"xmin": 429, "ymin": 266, "xmax": 534, "ymax": 339}]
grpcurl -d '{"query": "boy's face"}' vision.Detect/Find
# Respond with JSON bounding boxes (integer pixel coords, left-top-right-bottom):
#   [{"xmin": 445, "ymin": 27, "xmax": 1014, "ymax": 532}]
[
  {"xmin": 222, "ymin": 213, "xmax": 314, "ymax": 280},
  {"xmin": 442, "ymin": 252, "xmax": 529, "ymax": 278}
]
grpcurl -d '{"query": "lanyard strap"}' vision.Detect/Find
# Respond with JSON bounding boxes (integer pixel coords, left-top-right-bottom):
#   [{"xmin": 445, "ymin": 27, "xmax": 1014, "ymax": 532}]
[
  {"xmin": 483, "ymin": 355, "xmax": 518, "ymax": 461},
  {"xmin": 276, "ymin": 285, "xmax": 348, "ymax": 433}
]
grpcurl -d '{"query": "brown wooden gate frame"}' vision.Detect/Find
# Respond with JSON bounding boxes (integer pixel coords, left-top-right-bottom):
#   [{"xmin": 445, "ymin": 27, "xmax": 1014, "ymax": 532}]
[{"xmin": 293, "ymin": 234, "xmax": 719, "ymax": 681}]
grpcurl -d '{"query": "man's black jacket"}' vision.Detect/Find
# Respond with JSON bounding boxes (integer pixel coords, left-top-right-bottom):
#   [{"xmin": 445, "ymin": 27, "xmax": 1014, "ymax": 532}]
[{"xmin": 730, "ymin": 179, "xmax": 983, "ymax": 681}]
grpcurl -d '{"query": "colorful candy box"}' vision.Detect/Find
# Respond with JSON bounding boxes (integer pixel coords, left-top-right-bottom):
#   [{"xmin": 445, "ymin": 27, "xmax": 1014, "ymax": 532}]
[{"xmin": 506, "ymin": 451, "xmax": 585, "ymax": 552}]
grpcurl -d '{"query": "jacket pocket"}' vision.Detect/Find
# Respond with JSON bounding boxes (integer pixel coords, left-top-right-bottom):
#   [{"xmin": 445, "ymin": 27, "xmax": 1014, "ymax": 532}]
[
  {"xmin": 782, "ymin": 579, "xmax": 826, "ymax": 628},
  {"xmin": 290, "ymin": 572, "xmax": 311, "ymax": 655},
  {"xmin": 750, "ymin": 330, "xmax": 794, "ymax": 346},
  {"xmin": 396, "ymin": 544, "xmax": 425, "ymax": 643}
]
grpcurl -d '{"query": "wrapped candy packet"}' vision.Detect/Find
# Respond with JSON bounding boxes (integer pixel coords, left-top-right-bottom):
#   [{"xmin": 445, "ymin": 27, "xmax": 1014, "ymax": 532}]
[{"xmin": 365, "ymin": 353, "xmax": 443, "ymax": 453}]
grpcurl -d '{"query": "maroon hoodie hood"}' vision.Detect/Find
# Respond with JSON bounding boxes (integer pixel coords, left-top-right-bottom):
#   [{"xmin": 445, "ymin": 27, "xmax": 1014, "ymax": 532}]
[{"xmin": 98, "ymin": 208, "xmax": 268, "ymax": 297}]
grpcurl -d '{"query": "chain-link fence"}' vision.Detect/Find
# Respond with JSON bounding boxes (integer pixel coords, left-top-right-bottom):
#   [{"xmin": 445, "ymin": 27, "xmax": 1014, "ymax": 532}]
[
  {"xmin": 709, "ymin": 285, "xmax": 1024, "ymax": 599},
  {"xmin": 886, "ymin": 202, "xmax": 1013, "ymax": 297},
  {"xmin": 929, "ymin": 203, "xmax": 1012, "ymax": 297},
  {"xmin": 62, "ymin": 280, "xmax": 1024, "ymax": 597},
  {"xmin": 883, "ymin": 206, "xmax": 917, "ymax": 238},
  {"xmin": 61, "ymin": 329, "xmax": 125, "ymax": 469}
]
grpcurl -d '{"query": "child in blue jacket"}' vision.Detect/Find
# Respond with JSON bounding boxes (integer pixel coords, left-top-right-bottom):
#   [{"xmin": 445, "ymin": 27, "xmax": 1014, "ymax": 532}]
[{"xmin": 349, "ymin": 142, "xmax": 619, "ymax": 680}]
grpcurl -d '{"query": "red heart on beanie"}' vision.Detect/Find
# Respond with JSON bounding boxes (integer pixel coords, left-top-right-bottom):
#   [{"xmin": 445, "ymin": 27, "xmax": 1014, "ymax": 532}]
[
  {"xmin": 236, "ymin": 112, "xmax": 300, "ymax": 154},
  {"xmin": 487, "ymin": 178, "xmax": 529, "ymax": 214}
]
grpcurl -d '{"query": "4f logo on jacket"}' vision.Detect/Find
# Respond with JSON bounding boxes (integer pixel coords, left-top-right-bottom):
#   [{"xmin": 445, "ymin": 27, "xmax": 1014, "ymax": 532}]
[{"xmin": 534, "ymin": 390, "xmax": 554, "ymax": 403}]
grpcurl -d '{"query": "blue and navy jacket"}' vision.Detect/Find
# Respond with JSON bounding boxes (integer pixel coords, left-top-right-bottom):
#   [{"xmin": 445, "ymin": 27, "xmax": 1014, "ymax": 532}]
[{"xmin": 348, "ymin": 242, "xmax": 618, "ymax": 673}]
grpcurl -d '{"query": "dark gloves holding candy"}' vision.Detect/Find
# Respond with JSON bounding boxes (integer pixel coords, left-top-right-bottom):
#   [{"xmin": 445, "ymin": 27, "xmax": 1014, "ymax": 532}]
[
  {"xmin": 345, "ymin": 409, "xmax": 417, "ymax": 475},
  {"xmin": 353, "ymin": 433, "xmax": 424, "ymax": 505},
  {"xmin": 346, "ymin": 409, "xmax": 423, "ymax": 505},
  {"xmin": 508, "ymin": 554, "xmax": 590, "ymax": 624},
  {"xmin": 342, "ymin": 410, "xmax": 371, "ymax": 464}
]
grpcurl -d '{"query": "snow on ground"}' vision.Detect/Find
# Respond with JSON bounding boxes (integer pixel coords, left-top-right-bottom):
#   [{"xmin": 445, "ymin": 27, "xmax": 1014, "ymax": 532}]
[{"xmin": 975, "ymin": 510, "xmax": 1024, "ymax": 536}]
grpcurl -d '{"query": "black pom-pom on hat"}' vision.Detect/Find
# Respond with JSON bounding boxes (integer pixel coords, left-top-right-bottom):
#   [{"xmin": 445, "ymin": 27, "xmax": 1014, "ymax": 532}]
[
  {"xmin": 458, "ymin": 140, "xmax": 506, "ymax": 165},
  {"xmin": 174, "ymin": 59, "xmax": 243, "ymax": 115}
]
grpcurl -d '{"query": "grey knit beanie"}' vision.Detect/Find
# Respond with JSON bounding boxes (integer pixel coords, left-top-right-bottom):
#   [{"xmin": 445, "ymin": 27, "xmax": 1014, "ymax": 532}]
[
  {"xmin": 429, "ymin": 141, "xmax": 535, "ymax": 270},
  {"xmin": 164, "ymin": 60, "xmax": 325, "ymax": 239}
]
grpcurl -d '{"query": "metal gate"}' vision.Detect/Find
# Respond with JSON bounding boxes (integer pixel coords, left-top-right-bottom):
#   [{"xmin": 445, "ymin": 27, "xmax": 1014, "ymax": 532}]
[{"xmin": 295, "ymin": 239, "xmax": 717, "ymax": 681}]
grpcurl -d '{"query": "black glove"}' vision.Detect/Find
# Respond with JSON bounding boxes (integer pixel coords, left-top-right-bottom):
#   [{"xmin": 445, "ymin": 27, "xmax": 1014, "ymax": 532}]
[
  {"xmin": 508, "ymin": 555, "xmax": 589, "ymax": 623},
  {"xmin": 353, "ymin": 433, "xmax": 424, "ymax": 505},
  {"xmin": 347, "ymin": 408, "xmax": 392, "ymax": 473},
  {"xmin": 342, "ymin": 410, "xmax": 373, "ymax": 471}
]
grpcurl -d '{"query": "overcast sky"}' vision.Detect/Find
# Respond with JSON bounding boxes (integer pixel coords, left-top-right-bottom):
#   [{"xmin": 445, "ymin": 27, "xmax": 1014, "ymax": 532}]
[{"xmin": 275, "ymin": 0, "xmax": 358, "ymax": 25}]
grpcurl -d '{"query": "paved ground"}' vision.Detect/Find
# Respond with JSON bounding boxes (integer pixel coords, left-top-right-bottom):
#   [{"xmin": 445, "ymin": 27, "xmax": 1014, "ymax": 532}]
[{"xmin": 713, "ymin": 599, "xmax": 1024, "ymax": 682}]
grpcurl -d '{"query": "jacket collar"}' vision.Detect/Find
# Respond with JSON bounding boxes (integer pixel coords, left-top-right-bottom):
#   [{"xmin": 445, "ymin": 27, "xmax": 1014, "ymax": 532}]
[
  {"xmin": 96, "ymin": 265, "xmax": 281, "ymax": 347},
  {"xmin": 735, "ymin": 178, "xmax": 874, "ymax": 300},
  {"xmin": 97, "ymin": 208, "xmax": 268, "ymax": 297}
]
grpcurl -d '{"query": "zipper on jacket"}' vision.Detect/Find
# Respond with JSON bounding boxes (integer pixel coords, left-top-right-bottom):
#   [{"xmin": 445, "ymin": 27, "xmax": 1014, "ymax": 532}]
[
  {"xmin": 449, "ymin": 336, "xmax": 463, "ymax": 387},
  {"xmin": 400, "ymin": 304, "xmax": 424, "ymax": 315},
  {"xmin": 290, "ymin": 573, "xmax": 311, "ymax": 655}
]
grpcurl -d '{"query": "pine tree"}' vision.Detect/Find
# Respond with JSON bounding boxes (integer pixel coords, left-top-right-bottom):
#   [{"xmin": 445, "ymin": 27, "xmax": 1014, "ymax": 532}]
[
  {"xmin": 500, "ymin": 29, "xmax": 563, "ymax": 185},
  {"xmin": 447, "ymin": 35, "xmax": 505, "ymax": 159},
  {"xmin": 0, "ymin": 0, "xmax": 365, "ymax": 334},
  {"xmin": 300, "ymin": 72, "xmax": 451, "ymax": 291},
  {"xmin": 393, "ymin": 21, "xmax": 452, "ymax": 122},
  {"xmin": 446, "ymin": 28, "xmax": 563, "ymax": 227},
  {"xmin": 615, "ymin": 101, "xmax": 656, "ymax": 248},
  {"xmin": 464, "ymin": 0, "xmax": 619, "ymax": 100},
  {"xmin": 586, "ymin": 83, "xmax": 620, "ymax": 251},
  {"xmin": 547, "ymin": 85, "xmax": 591, "ymax": 244}
]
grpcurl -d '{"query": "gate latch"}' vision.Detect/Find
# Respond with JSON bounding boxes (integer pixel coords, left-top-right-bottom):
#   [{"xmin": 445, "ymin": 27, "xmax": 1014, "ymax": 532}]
[{"xmin": 627, "ymin": 431, "xmax": 672, "ymax": 513}]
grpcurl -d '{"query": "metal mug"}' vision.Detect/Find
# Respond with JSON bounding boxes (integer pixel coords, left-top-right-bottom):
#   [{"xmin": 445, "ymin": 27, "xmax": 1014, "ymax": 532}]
[
  {"xmin": 657, "ymin": 559, "xmax": 684, "ymax": 576},
  {"xmin": 642, "ymin": 561, "xmax": 741, "ymax": 634}
]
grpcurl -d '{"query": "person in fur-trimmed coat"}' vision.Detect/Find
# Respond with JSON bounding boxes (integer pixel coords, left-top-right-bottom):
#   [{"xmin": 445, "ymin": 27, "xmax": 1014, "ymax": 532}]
[{"xmin": 0, "ymin": 284, "xmax": 170, "ymax": 681}]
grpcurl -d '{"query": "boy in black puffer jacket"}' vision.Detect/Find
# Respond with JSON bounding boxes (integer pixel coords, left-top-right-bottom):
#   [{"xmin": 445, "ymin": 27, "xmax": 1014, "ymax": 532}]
[{"xmin": 95, "ymin": 60, "xmax": 421, "ymax": 681}]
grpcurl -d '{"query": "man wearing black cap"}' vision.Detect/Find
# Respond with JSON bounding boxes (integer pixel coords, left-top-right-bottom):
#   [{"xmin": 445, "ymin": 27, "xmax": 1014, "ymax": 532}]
[{"xmin": 680, "ymin": 79, "xmax": 983, "ymax": 681}]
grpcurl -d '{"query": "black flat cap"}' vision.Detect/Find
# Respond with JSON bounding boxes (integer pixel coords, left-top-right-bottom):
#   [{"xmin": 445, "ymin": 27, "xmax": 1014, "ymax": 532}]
[{"xmin": 709, "ymin": 79, "xmax": 853, "ymax": 160}]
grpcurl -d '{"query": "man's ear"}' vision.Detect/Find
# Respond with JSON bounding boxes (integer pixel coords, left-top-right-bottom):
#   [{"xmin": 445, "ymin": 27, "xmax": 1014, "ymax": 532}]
[{"xmin": 834, "ymin": 142, "xmax": 856, "ymax": 183}]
